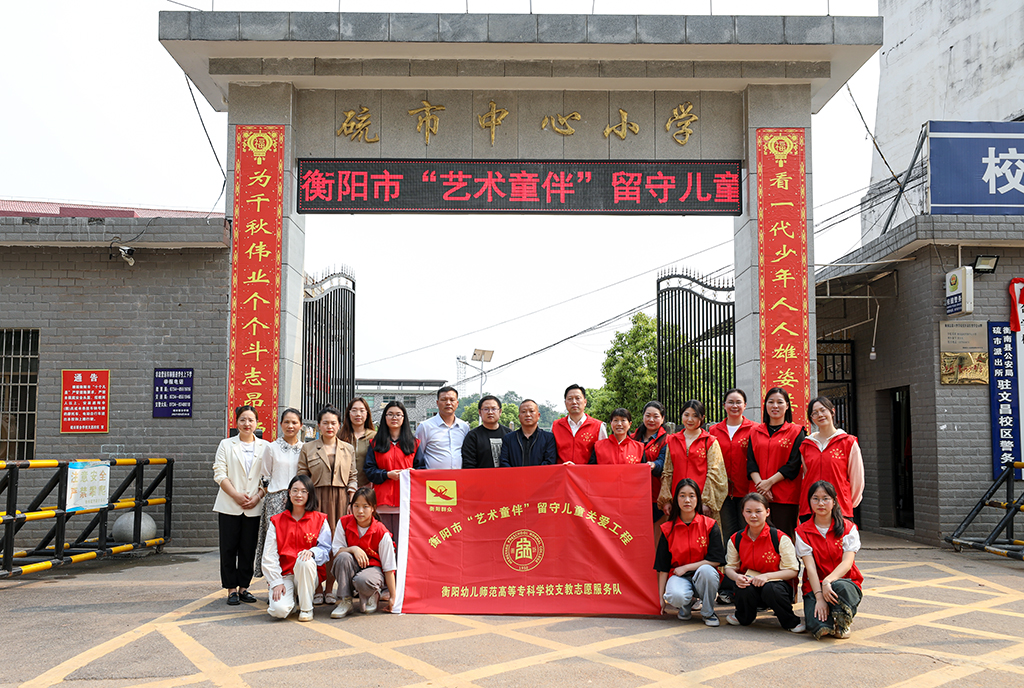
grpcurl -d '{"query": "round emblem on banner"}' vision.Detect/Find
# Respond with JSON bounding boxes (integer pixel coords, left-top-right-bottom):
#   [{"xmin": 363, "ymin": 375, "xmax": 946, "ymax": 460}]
[
  {"xmin": 502, "ymin": 529, "xmax": 545, "ymax": 572},
  {"xmin": 949, "ymin": 273, "xmax": 958, "ymax": 290}
]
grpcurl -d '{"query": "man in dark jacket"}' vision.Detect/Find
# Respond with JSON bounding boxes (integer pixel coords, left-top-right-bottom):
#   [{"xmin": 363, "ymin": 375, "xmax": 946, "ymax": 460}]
[
  {"xmin": 499, "ymin": 400, "xmax": 558, "ymax": 467},
  {"xmin": 462, "ymin": 395, "xmax": 511, "ymax": 468}
]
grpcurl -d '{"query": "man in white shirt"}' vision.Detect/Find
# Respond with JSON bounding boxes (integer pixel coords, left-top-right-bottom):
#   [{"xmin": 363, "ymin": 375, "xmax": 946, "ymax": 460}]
[{"xmin": 415, "ymin": 386, "xmax": 471, "ymax": 470}]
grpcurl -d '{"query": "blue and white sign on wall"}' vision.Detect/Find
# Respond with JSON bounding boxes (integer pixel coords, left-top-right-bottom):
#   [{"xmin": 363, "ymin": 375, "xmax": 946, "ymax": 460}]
[
  {"xmin": 153, "ymin": 368, "xmax": 193, "ymax": 418},
  {"xmin": 988, "ymin": 322, "xmax": 1023, "ymax": 480},
  {"xmin": 929, "ymin": 121, "xmax": 1024, "ymax": 215}
]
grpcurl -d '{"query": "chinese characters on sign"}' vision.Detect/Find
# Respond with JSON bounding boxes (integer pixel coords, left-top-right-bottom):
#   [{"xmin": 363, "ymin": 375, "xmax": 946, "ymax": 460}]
[
  {"xmin": 229, "ymin": 126, "xmax": 285, "ymax": 440},
  {"xmin": 757, "ymin": 129, "xmax": 809, "ymax": 418},
  {"xmin": 60, "ymin": 370, "xmax": 109, "ymax": 434},
  {"xmin": 67, "ymin": 460, "xmax": 110, "ymax": 511},
  {"xmin": 988, "ymin": 321, "xmax": 1023, "ymax": 480},
  {"xmin": 332, "ymin": 102, "xmax": 699, "ymax": 147},
  {"xmin": 298, "ymin": 160, "xmax": 741, "ymax": 215},
  {"xmin": 153, "ymin": 368, "xmax": 194, "ymax": 418},
  {"xmin": 928, "ymin": 121, "xmax": 1024, "ymax": 215}
]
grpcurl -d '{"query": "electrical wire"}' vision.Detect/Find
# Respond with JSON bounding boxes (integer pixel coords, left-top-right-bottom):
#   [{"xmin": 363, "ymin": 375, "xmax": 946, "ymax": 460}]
[
  {"xmin": 457, "ymin": 299, "xmax": 657, "ymax": 386},
  {"xmin": 185, "ymin": 75, "xmax": 226, "ymax": 180},
  {"xmin": 357, "ymin": 238, "xmax": 732, "ymax": 367}
]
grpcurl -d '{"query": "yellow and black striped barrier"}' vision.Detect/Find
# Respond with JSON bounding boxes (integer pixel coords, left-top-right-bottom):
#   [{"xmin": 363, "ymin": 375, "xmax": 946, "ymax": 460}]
[{"xmin": 1, "ymin": 458, "xmax": 173, "ymax": 579}]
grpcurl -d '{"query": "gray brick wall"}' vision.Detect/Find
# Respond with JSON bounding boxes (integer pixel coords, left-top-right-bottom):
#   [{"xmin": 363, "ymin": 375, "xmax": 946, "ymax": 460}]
[
  {"xmin": 0, "ymin": 245, "xmax": 231, "ymax": 547},
  {"xmin": 817, "ymin": 215, "xmax": 1024, "ymax": 545}
]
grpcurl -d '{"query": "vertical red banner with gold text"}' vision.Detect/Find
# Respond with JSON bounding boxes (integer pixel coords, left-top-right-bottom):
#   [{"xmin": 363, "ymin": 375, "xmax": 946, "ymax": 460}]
[
  {"xmin": 757, "ymin": 128, "xmax": 809, "ymax": 418},
  {"xmin": 228, "ymin": 126, "xmax": 285, "ymax": 440}
]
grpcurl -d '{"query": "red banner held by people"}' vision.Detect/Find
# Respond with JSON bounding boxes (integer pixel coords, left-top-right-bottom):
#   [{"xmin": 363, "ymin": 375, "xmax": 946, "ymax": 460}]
[{"xmin": 394, "ymin": 465, "xmax": 660, "ymax": 615}]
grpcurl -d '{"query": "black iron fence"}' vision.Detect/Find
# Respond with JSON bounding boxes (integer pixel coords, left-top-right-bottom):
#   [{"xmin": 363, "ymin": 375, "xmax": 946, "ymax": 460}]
[
  {"xmin": 0, "ymin": 458, "xmax": 172, "ymax": 578},
  {"xmin": 303, "ymin": 269, "xmax": 356, "ymax": 421},
  {"xmin": 657, "ymin": 270, "xmax": 735, "ymax": 425}
]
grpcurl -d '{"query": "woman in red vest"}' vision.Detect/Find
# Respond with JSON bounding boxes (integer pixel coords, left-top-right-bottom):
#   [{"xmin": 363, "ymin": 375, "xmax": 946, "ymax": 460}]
[
  {"xmin": 799, "ymin": 397, "xmax": 864, "ymax": 521},
  {"xmin": 708, "ymin": 389, "xmax": 756, "ymax": 606},
  {"xmin": 747, "ymin": 387, "xmax": 806, "ymax": 539},
  {"xmin": 724, "ymin": 493, "xmax": 804, "ymax": 632},
  {"xmin": 364, "ymin": 400, "xmax": 424, "ymax": 547},
  {"xmin": 329, "ymin": 486, "xmax": 397, "ymax": 619},
  {"xmin": 589, "ymin": 408, "xmax": 647, "ymax": 465},
  {"xmin": 262, "ymin": 475, "xmax": 331, "ymax": 622},
  {"xmin": 709, "ymin": 389, "xmax": 756, "ymax": 538},
  {"xmin": 655, "ymin": 479, "xmax": 726, "ymax": 626},
  {"xmin": 657, "ymin": 400, "xmax": 727, "ymax": 522},
  {"xmin": 796, "ymin": 480, "xmax": 864, "ymax": 639},
  {"xmin": 633, "ymin": 401, "xmax": 669, "ymax": 522}
]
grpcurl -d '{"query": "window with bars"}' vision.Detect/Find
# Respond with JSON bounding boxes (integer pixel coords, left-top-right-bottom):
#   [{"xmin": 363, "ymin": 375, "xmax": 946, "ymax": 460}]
[{"xmin": 0, "ymin": 330, "xmax": 39, "ymax": 461}]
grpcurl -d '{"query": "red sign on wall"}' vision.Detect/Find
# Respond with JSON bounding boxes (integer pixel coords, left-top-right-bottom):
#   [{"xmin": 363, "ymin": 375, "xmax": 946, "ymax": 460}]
[
  {"xmin": 228, "ymin": 126, "xmax": 285, "ymax": 440},
  {"xmin": 60, "ymin": 369, "xmax": 110, "ymax": 433},
  {"xmin": 395, "ymin": 465, "xmax": 660, "ymax": 615},
  {"xmin": 757, "ymin": 128, "xmax": 810, "ymax": 418}
]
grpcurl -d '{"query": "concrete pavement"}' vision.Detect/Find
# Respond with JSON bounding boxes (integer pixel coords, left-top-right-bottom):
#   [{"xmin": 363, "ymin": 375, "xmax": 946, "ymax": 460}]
[{"xmin": 3, "ymin": 532, "xmax": 1024, "ymax": 688}]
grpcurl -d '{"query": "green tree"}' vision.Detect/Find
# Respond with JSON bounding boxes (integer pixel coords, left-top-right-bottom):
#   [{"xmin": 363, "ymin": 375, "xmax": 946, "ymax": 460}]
[
  {"xmin": 455, "ymin": 392, "xmax": 481, "ymax": 419},
  {"xmin": 591, "ymin": 312, "xmax": 658, "ymax": 425},
  {"xmin": 460, "ymin": 401, "xmax": 519, "ymax": 429}
]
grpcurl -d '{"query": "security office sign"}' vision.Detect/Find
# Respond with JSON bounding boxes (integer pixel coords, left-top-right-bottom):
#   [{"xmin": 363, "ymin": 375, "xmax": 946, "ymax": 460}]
[
  {"xmin": 945, "ymin": 266, "xmax": 974, "ymax": 316},
  {"xmin": 928, "ymin": 120, "xmax": 1024, "ymax": 215}
]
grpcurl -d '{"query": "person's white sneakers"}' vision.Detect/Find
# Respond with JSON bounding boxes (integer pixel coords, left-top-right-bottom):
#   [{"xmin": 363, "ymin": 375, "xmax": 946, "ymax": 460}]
[
  {"xmin": 330, "ymin": 598, "xmax": 353, "ymax": 619},
  {"xmin": 726, "ymin": 614, "xmax": 741, "ymax": 626},
  {"xmin": 298, "ymin": 609, "xmax": 313, "ymax": 622},
  {"xmin": 363, "ymin": 592, "xmax": 379, "ymax": 614},
  {"xmin": 704, "ymin": 615, "xmax": 720, "ymax": 627},
  {"xmin": 789, "ymin": 622, "xmax": 806, "ymax": 633}
]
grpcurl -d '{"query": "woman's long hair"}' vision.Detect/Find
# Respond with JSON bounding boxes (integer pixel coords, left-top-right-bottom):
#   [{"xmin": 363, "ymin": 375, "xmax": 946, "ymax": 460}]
[
  {"xmin": 761, "ymin": 387, "xmax": 794, "ymax": 424},
  {"xmin": 371, "ymin": 400, "xmax": 416, "ymax": 456},
  {"xmin": 668, "ymin": 478, "xmax": 703, "ymax": 523},
  {"xmin": 339, "ymin": 397, "xmax": 375, "ymax": 444},
  {"xmin": 285, "ymin": 474, "xmax": 318, "ymax": 513},
  {"xmin": 807, "ymin": 480, "xmax": 846, "ymax": 538}
]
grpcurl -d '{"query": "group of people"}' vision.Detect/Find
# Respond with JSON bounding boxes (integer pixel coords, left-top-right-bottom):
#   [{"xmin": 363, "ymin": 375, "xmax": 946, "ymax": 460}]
[
  {"xmin": 212, "ymin": 383, "xmax": 865, "ymax": 639},
  {"xmin": 653, "ymin": 387, "xmax": 865, "ymax": 638}
]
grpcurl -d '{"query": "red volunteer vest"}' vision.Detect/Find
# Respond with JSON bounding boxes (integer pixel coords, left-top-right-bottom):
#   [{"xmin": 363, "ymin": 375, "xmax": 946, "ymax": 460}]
[
  {"xmin": 661, "ymin": 513, "xmax": 720, "ymax": 579},
  {"xmin": 593, "ymin": 436, "xmax": 645, "ymax": 465},
  {"xmin": 552, "ymin": 415, "xmax": 603, "ymax": 464},
  {"xmin": 709, "ymin": 418, "xmax": 756, "ymax": 498},
  {"xmin": 637, "ymin": 426, "xmax": 669, "ymax": 501},
  {"xmin": 799, "ymin": 433, "xmax": 858, "ymax": 518},
  {"xmin": 340, "ymin": 514, "xmax": 390, "ymax": 569},
  {"xmin": 735, "ymin": 524, "xmax": 785, "ymax": 574},
  {"xmin": 749, "ymin": 422, "xmax": 803, "ymax": 505},
  {"xmin": 795, "ymin": 517, "xmax": 863, "ymax": 595},
  {"xmin": 665, "ymin": 430, "xmax": 715, "ymax": 496},
  {"xmin": 270, "ymin": 509, "xmax": 328, "ymax": 581},
  {"xmin": 372, "ymin": 439, "xmax": 420, "ymax": 508}
]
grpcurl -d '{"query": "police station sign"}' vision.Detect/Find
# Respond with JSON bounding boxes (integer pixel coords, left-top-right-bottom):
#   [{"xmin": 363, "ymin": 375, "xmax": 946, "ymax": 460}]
[{"xmin": 928, "ymin": 121, "xmax": 1024, "ymax": 215}]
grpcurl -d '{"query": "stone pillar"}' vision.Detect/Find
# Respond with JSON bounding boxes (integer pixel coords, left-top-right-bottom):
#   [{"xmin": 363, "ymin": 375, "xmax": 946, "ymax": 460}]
[
  {"xmin": 227, "ymin": 83, "xmax": 305, "ymax": 422},
  {"xmin": 733, "ymin": 84, "xmax": 816, "ymax": 419}
]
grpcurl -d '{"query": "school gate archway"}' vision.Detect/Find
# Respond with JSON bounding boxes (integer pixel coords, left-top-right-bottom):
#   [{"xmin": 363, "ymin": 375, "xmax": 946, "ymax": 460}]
[{"xmin": 160, "ymin": 11, "xmax": 881, "ymax": 434}]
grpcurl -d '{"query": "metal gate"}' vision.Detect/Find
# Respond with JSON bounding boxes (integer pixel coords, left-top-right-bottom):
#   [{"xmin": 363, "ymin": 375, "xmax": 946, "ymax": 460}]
[
  {"xmin": 816, "ymin": 339, "xmax": 857, "ymax": 435},
  {"xmin": 656, "ymin": 270, "xmax": 735, "ymax": 425}
]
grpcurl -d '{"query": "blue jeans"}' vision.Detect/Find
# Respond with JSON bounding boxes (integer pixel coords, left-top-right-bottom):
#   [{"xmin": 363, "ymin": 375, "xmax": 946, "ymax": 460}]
[{"xmin": 663, "ymin": 564, "xmax": 720, "ymax": 618}]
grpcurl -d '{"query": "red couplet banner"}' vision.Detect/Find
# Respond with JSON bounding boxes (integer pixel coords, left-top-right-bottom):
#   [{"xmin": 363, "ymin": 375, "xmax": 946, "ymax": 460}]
[{"xmin": 395, "ymin": 465, "xmax": 660, "ymax": 615}]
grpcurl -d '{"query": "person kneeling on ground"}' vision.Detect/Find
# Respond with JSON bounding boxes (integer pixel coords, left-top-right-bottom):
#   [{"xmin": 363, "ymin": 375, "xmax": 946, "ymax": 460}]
[
  {"xmin": 655, "ymin": 478, "xmax": 725, "ymax": 627},
  {"xmin": 262, "ymin": 475, "xmax": 332, "ymax": 622},
  {"xmin": 330, "ymin": 486, "xmax": 397, "ymax": 618},
  {"xmin": 724, "ymin": 492, "xmax": 804, "ymax": 633},
  {"xmin": 796, "ymin": 480, "xmax": 864, "ymax": 640}
]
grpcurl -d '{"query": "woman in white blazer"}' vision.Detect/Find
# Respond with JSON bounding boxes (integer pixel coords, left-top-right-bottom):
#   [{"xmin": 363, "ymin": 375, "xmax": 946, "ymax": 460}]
[{"xmin": 214, "ymin": 405, "xmax": 271, "ymax": 605}]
